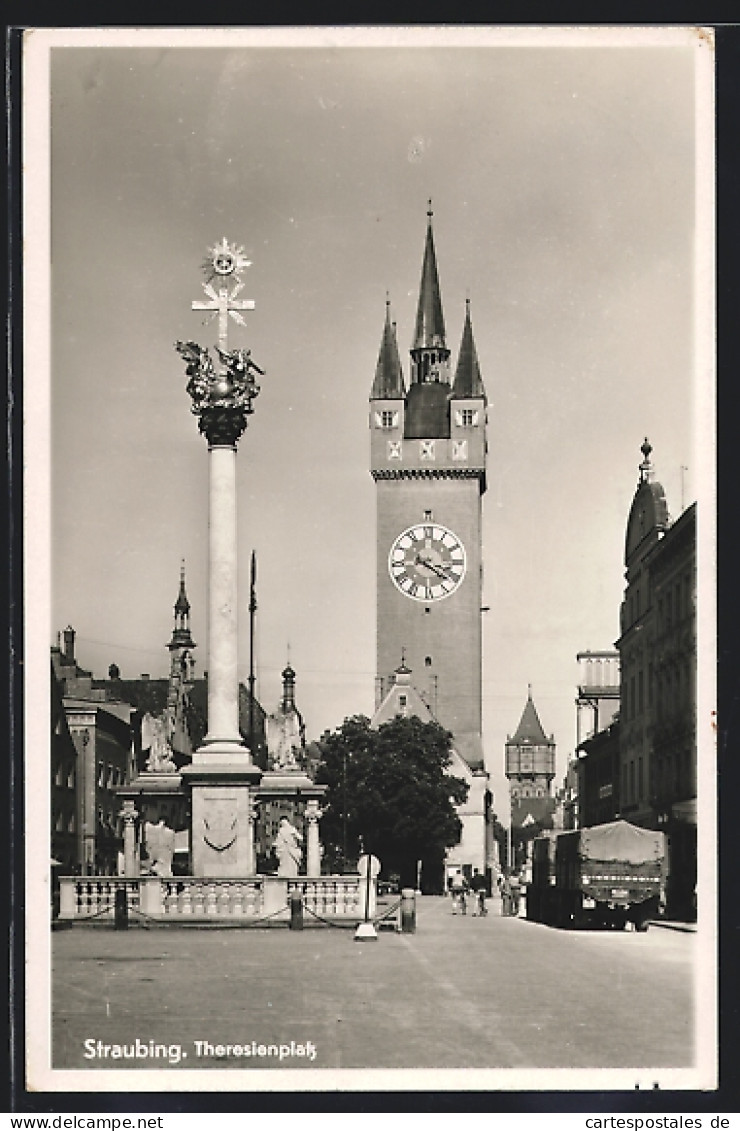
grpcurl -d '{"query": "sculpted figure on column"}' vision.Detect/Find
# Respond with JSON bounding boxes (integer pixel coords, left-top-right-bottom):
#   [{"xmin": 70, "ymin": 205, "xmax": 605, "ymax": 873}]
[{"xmin": 274, "ymin": 816, "xmax": 303, "ymax": 877}]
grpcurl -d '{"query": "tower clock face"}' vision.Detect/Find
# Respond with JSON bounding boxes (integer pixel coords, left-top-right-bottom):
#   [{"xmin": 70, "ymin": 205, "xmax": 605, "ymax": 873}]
[{"xmin": 388, "ymin": 523, "xmax": 466, "ymax": 602}]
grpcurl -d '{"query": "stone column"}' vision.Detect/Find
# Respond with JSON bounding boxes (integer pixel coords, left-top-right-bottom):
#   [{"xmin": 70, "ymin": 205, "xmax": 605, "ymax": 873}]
[
  {"xmin": 120, "ymin": 799, "xmax": 139, "ymax": 877},
  {"xmin": 306, "ymin": 799, "xmax": 322, "ymax": 876},
  {"xmin": 203, "ymin": 440, "xmax": 242, "ymax": 750}
]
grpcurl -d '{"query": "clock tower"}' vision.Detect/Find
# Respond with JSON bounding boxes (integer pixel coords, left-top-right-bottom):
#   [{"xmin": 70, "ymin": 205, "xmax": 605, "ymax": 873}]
[{"xmin": 370, "ymin": 207, "xmax": 487, "ymax": 771}]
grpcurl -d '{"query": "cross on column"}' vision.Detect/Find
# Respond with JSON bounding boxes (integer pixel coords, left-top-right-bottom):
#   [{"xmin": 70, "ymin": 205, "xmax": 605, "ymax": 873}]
[{"xmin": 192, "ymin": 281, "xmax": 255, "ymax": 354}]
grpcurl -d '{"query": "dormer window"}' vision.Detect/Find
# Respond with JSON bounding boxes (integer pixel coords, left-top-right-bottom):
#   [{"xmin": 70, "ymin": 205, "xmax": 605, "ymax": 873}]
[{"xmin": 455, "ymin": 409, "xmax": 479, "ymax": 428}]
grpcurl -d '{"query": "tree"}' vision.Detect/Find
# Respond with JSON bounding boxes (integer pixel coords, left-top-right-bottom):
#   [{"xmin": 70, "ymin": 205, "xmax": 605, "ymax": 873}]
[{"xmin": 315, "ymin": 714, "xmax": 469, "ymax": 891}]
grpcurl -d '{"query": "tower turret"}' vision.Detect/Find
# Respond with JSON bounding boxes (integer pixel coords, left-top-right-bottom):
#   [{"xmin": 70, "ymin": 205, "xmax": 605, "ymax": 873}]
[
  {"xmin": 505, "ymin": 687, "xmax": 556, "ymax": 830},
  {"xmin": 370, "ymin": 206, "xmax": 488, "ymax": 771},
  {"xmin": 168, "ymin": 561, "xmax": 196, "ymax": 681}
]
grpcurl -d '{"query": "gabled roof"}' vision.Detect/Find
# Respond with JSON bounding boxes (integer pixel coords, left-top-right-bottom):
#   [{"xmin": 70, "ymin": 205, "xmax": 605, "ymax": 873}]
[
  {"xmin": 451, "ymin": 300, "xmax": 486, "ymax": 401},
  {"xmin": 370, "ymin": 302, "xmax": 405, "ymax": 399},
  {"xmin": 509, "ymin": 691, "xmax": 550, "ymax": 745},
  {"xmin": 412, "ymin": 212, "xmax": 446, "ymax": 351}
]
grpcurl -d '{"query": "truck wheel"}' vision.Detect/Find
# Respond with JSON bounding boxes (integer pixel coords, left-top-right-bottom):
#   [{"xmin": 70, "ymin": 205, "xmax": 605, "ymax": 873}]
[{"xmin": 635, "ymin": 918, "xmax": 650, "ymax": 932}]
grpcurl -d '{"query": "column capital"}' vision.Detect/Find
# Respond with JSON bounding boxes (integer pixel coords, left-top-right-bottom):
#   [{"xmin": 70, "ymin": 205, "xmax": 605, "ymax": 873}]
[
  {"xmin": 305, "ymin": 798, "xmax": 323, "ymax": 823},
  {"xmin": 199, "ymin": 406, "xmax": 249, "ymax": 448},
  {"xmin": 119, "ymin": 799, "xmax": 139, "ymax": 823}
]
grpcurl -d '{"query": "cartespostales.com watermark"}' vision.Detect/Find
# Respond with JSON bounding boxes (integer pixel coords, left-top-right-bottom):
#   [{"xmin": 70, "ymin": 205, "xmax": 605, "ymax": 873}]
[{"xmin": 82, "ymin": 1037, "xmax": 317, "ymax": 1065}]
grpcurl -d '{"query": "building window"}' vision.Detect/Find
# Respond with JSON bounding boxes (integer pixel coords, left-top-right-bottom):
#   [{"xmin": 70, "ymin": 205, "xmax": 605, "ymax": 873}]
[
  {"xmin": 375, "ymin": 410, "xmax": 399, "ymax": 429},
  {"xmin": 55, "ymin": 765, "xmax": 63, "ymax": 787},
  {"xmin": 68, "ymin": 815, "xmax": 75, "ymax": 834},
  {"xmin": 97, "ymin": 763, "xmax": 105, "ymax": 787},
  {"xmin": 638, "ymin": 671, "xmax": 644, "ymax": 715},
  {"xmin": 455, "ymin": 408, "xmax": 479, "ymax": 427}
]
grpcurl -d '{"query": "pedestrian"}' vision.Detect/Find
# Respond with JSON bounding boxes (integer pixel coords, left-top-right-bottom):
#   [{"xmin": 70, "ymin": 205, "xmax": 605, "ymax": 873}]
[
  {"xmin": 500, "ymin": 873, "xmax": 512, "ymax": 916},
  {"xmin": 469, "ymin": 867, "xmax": 487, "ymax": 916},
  {"xmin": 449, "ymin": 869, "xmax": 468, "ymax": 915}
]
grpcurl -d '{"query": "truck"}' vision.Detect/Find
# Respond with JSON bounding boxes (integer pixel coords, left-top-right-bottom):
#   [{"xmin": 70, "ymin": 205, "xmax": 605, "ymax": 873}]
[{"xmin": 527, "ymin": 820, "xmax": 666, "ymax": 931}]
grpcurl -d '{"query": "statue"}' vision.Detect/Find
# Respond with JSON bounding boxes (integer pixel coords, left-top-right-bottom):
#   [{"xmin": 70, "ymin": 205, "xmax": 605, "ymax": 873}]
[
  {"xmin": 176, "ymin": 340, "xmax": 263, "ymax": 418},
  {"xmin": 214, "ymin": 345, "xmax": 263, "ymax": 412},
  {"xmin": 143, "ymin": 819, "xmax": 175, "ymax": 877},
  {"xmin": 274, "ymin": 816, "xmax": 302, "ymax": 877},
  {"xmin": 266, "ymin": 713, "xmax": 303, "ymax": 772},
  {"xmin": 142, "ymin": 713, "xmax": 178, "ymax": 774},
  {"xmin": 176, "ymin": 340, "xmax": 216, "ymax": 414}
]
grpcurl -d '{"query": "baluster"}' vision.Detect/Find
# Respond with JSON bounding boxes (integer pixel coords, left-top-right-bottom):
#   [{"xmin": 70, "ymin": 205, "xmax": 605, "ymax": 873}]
[
  {"xmin": 180, "ymin": 882, "xmax": 192, "ymax": 916},
  {"xmin": 205, "ymin": 882, "xmax": 218, "ymax": 916},
  {"xmin": 192, "ymin": 881, "xmax": 205, "ymax": 916},
  {"xmin": 231, "ymin": 882, "xmax": 243, "ymax": 917},
  {"xmin": 218, "ymin": 883, "xmax": 231, "ymax": 917}
]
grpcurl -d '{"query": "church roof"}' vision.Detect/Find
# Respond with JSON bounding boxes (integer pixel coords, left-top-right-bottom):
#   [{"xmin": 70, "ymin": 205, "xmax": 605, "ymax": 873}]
[
  {"xmin": 451, "ymin": 300, "xmax": 486, "ymax": 401},
  {"xmin": 509, "ymin": 691, "xmax": 550, "ymax": 745},
  {"xmin": 370, "ymin": 301, "xmax": 405, "ymax": 399},
  {"xmin": 412, "ymin": 209, "xmax": 446, "ymax": 351}
]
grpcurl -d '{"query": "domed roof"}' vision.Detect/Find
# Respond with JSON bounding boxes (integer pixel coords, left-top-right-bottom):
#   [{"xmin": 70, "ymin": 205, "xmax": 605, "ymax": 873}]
[{"xmin": 624, "ymin": 439, "xmax": 669, "ymax": 565}]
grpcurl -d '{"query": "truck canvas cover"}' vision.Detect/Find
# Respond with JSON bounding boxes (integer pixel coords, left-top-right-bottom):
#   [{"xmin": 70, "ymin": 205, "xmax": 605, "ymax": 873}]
[{"xmin": 578, "ymin": 820, "xmax": 664, "ymax": 865}]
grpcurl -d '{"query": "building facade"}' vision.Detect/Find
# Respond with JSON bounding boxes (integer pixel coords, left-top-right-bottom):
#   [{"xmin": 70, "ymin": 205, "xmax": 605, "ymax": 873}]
[
  {"xmin": 565, "ymin": 441, "xmax": 698, "ymax": 919},
  {"xmin": 616, "ymin": 441, "xmax": 696, "ymax": 918},
  {"xmin": 369, "ymin": 209, "xmax": 492, "ymax": 877}
]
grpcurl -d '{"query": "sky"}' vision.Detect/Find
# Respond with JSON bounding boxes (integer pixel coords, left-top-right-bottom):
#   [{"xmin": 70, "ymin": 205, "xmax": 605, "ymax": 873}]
[{"xmin": 35, "ymin": 27, "xmax": 710, "ymax": 819}]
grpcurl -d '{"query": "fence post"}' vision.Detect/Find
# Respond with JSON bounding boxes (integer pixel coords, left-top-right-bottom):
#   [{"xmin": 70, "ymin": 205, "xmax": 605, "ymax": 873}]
[
  {"xmin": 289, "ymin": 890, "xmax": 304, "ymax": 930},
  {"xmin": 59, "ymin": 878, "xmax": 77, "ymax": 920},
  {"xmin": 114, "ymin": 886, "xmax": 129, "ymax": 930},
  {"xmin": 400, "ymin": 887, "xmax": 416, "ymax": 933}
]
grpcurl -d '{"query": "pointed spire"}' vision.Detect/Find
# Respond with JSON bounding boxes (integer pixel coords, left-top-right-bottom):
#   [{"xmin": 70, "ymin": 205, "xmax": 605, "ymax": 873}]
[
  {"xmin": 169, "ymin": 560, "xmax": 195, "ymax": 652},
  {"xmin": 510, "ymin": 689, "xmax": 549, "ymax": 744},
  {"xmin": 452, "ymin": 297, "xmax": 487, "ymax": 400},
  {"xmin": 370, "ymin": 296, "xmax": 405, "ymax": 399},
  {"xmin": 174, "ymin": 559, "xmax": 190, "ymax": 616},
  {"xmin": 412, "ymin": 204, "xmax": 446, "ymax": 351}
]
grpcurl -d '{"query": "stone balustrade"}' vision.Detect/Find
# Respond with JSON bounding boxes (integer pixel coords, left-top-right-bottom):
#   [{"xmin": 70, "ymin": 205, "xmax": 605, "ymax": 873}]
[
  {"xmin": 58, "ymin": 877, "xmax": 141, "ymax": 921},
  {"xmin": 57, "ymin": 874, "xmax": 370, "ymax": 924}
]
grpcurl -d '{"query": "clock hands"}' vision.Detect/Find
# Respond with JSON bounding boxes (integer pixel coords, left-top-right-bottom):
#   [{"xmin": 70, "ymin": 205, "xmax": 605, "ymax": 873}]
[{"xmin": 415, "ymin": 554, "xmax": 452, "ymax": 581}]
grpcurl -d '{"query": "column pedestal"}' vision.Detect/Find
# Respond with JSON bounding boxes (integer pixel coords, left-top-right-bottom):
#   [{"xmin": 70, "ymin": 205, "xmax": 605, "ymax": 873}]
[{"xmin": 183, "ymin": 763, "xmax": 262, "ymax": 878}]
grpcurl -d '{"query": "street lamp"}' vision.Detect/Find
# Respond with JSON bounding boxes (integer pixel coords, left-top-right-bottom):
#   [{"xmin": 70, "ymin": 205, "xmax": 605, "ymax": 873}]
[{"xmin": 342, "ymin": 748, "xmax": 347, "ymax": 873}]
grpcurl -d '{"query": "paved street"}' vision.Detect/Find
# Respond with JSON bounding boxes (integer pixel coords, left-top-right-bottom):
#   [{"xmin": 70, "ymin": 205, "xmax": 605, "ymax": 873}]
[{"xmin": 52, "ymin": 896, "xmax": 695, "ymax": 1072}]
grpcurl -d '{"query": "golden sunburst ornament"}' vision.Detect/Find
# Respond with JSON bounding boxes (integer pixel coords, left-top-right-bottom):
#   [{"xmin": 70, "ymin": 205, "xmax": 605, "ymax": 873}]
[{"xmin": 202, "ymin": 237, "xmax": 252, "ymax": 285}]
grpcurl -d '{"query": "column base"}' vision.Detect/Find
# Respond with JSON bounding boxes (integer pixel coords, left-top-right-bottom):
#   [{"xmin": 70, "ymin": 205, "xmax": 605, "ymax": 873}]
[
  {"xmin": 182, "ymin": 760, "xmax": 263, "ymax": 878},
  {"xmin": 192, "ymin": 738, "xmax": 255, "ymax": 766}
]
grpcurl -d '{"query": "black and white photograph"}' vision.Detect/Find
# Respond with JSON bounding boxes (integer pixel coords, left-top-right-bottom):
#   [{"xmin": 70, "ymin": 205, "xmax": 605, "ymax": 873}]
[{"xmin": 22, "ymin": 25, "xmax": 716, "ymax": 1096}]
